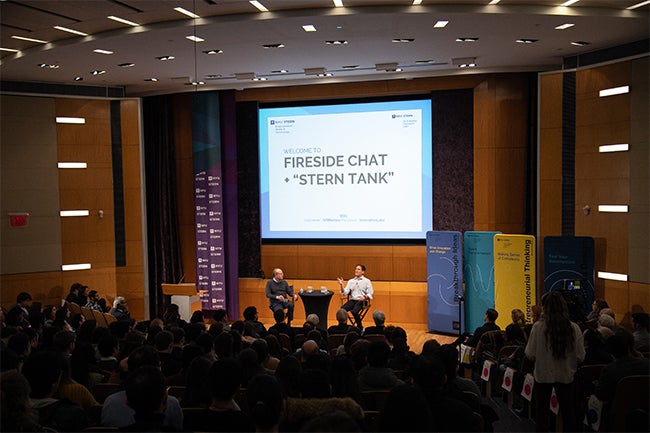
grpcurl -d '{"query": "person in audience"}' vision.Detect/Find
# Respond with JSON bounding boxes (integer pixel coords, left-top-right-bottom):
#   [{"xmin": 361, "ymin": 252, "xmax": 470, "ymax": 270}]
[
  {"xmin": 587, "ymin": 298, "xmax": 609, "ymax": 321},
  {"xmin": 358, "ymin": 340, "xmax": 403, "ymax": 392},
  {"xmin": 386, "ymin": 332, "xmax": 416, "ymax": 374},
  {"xmin": 162, "ymin": 303, "xmax": 183, "ymax": 328},
  {"xmin": 264, "ymin": 334, "xmax": 285, "ymax": 361},
  {"xmin": 524, "ymin": 304, "xmax": 543, "ymax": 336},
  {"xmin": 22, "ymin": 350, "xmax": 90, "ymax": 431},
  {"xmin": 97, "ymin": 333, "xmax": 120, "ymax": 374},
  {"xmin": 328, "ymin": 309, "xmax": 360, "ymax": 336},
  {"xmin": 121, "ymin": 365, "xmax": 169, "ymax": 431},
  {"xmin": 595, "ymin": 331, "xmax": 650, "ymax": 402},
  {"xmin": 111, "ymin": 296, "xmax": 131, "ymax": 322},
  {"xmin": 338, "ymin": 264, "xmax": 374, "ymax": 329},
  {"xmin": 183, "ymin": 357, "xmax": 254, "ymax": 432},
  {"xmin": 305, "ymin": 313, "xmax": 328, "ymax": 341},
  {"xmin": 581, "ymin": 328, "xmax": 614, "ymax": 366},
  {"xmin": 525, "ymin": 290, "xmax": 585, "ymax": 432},
  {"xmin": 243, "ymin": 306, "xmax": 267, "ymax": 338},
  {"xmin": 631, "ymin": 312, "xmax": 650, "ymax": 351},
  {"xmin": 213, "ymin": 308, "xmax": 231, "ymax": 331},
  {"xmin": 379, "ymin": 383, "xmax": 433, "ymax": 432},
  {"xmin": 181, "ymin": 354, "xmax": 214, "ymax": 408},
  {"xmin": 84, "ymin": 290, "xmax": 104, "ymax": 311},
  {"xmin": 252, "ymin": 337, "xmax": 280, "ymax": 372},
  {"xmin": 155, "ymin": 330, "xmax": 183, "ymax": 377},
  {"xmin": 101, "ymin": 345, "xmax": 184, "ymax": 430},
  {"xmin": 7, "ymin": 331, "xmax": 31, "ymax": 366},
  {"xmin": 362, "ymin": 310, "xmax": 386, "ymax": 336},
  {"xmin": 505, "ymin": 308, "xmax": 528, "ymax": 345},
  {"xmin": 301, "ymin": 410, "xmax": 362, "ymax": 432},
  {"xmin": 292, "ymin": 339, "xmax": 328, "ymax": 368},
  {"xmin": 275, "ymin": 355, "xmax": 303, "ymax": 398},
  {"xmin": 265, "ymin": 268, "xmax": 298, "ymax": 326},
  {"xmin": 465, "ymin": 308, "xmax": 500, "ymax": 347},
  {"xmin": 7, "ymin": 292, "xmax": 32, "ymax": 329},
  {"xmin": 55, "ymin": 354, "xmax": 100, "ymax": 411},
  {"xmin": 0, "ymin": 370, "xmax": 43, "ymax": 432},
  {"xmin": 66, "ymin": 282, "xmax": 88, "ymax": 306},
  {"xmin": 247, "ymin": 374, "xmax": 284, "ymax": 432},
  {"xmin": 329, "ymin": 355, "xmax": 361, "ymax": 402},
  {"xmin": 267, "ymin": 308, "xmax": 294, "ymax": 341},
  {"xmin": 597, "ymin": 313, "xmax": 618, "ymax": 339},
  {"xmin": 52, "ymin": 306, "xmax": 74, "ymax": 332}
]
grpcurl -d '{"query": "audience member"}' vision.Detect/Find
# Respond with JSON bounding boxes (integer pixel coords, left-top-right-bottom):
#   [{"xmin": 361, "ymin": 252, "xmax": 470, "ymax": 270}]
[
  {"xmin": 362, "ymin": 310, "xmax": 386, "ymax": 336},
  {"xmin": 357, "ymin": 340, "xmax": 403, "ymax": 391},
  {"xmin": 379, "ymin": 383, "xmax": 433, "ymax": 432},
  {"xmin": 631, "ymin": 312, "xmax": 650, "ymax": 351},
  {"xmin": 597, "ymin": 313, "xmax": 617, "ymax": 339},
  {"xmin": 84, "ymin": 290, "xmax": 104, "ymax": 311},
  {"xmin": 587, "ymin": 298, "xmax": 609, "ymax": 321},
  {"xmin": 0, "ymin": 371, "xmax": 43, "ymax": 432},
  {"xmin": 301, "ymin": 410, "xmax": 361, "ymax": 432},
  {"xmin": 111, "ymin": 296, "xmax": 131, "ymax": 322},
  {"xmin": 328, "ymin": 309, "xmax": 360, "ymax": 335},
  {"xmin": 465, "ymin": 308, "xmax": 500, "ymax": 347},
  {"xmin": 505, "ymin": 308, "xmax": 528, "ymax": 345},
  {"xmin": 181, "ymin": 354, "xmax": 214, "ymax": 408},
  {"xmin": 213, "ymin": 308, "xmax": 231, "ymax": 331},
  {"xmin": 275, "ymin": 355, "xmax": 303, "ymax": 398},
  {"xmin": 267, "ymin": 308, "xmax": 294, "ymax": 340},
  {"xmin": 65, "ymin": 283, "xmax": 88, "ymax": 306},
  {"xmin": 243, "ymin": 306, "xmax": 267, "ymax": 338},
  {"xmin": 7, "ymin": 292, "xmax": 32, "ymax": 329},
  {"xmin": 162, "ymin": 303, "xmax": 184, "ymax": 328},
  {"xmin": 121, "ymin": 365, "xmax": 169, "ymax": 431},
  {"xmin": 247, "ymin": 374, "xmax": 283, "ymax": 432}
]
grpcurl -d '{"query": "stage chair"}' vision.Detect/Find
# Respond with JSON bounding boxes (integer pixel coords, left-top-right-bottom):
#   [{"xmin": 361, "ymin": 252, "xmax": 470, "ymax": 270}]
[{"xmin": 340, "ymin": 295, "xmax": 371, "ymax": 329}]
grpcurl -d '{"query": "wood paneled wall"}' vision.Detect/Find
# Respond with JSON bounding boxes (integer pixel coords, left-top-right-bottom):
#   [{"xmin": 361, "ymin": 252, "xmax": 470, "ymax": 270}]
[{"xmin": 1, "ymin": 98, "xmax": 145, "ymax": 319}]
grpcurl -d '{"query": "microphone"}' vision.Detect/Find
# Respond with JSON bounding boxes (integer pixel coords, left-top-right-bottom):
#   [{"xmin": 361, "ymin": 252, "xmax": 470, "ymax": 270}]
[{"xmin": 178, "ymin": 274, "xmax": 185, "ymax": 284}]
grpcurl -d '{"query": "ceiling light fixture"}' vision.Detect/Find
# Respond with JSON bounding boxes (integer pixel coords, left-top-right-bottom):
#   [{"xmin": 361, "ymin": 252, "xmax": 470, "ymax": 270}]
[
  {"xmin": 555, "ymin": 23, "xmax": 575, "ymax": 30},
  {"xmin": 0, "ymin": 47, "xmax": 19, "ymax": 53},
  {"xmin": 205, "ymin": 74, "xmax": 222, "ymax": 79},
  {"xmin": 262, "ymin": 43, "xmax": 285, "ymax": 48},
  {"xmin": 560, "ymin": 0, "xmax": 580, "ymax": 6},
  {"xmin": 304, "ymin": 67, "xmax": 326, "ymax": 75},
  {"xmin": 488, "ymin": 0, "xmax": 501, "ymax": 4},
  {"xmin": 452, "ymin": 57, "xmax": 477, "ymax": 67},
  {"xmin": 392, "ymin": 38, "xmax": 414, "ymax": 43},
  {"xmin": 56, "ymin": 117, "xmax": 85, "ymax": 124},
  {"xmin": 235, "ymin": 72, "xmax": 256, "ymax": 80},
  {"xmin": 516, "ymin": 39, "xmax": 538, "ymax": 44},
  {"xmin": 203, "ymin": 49, "xmax": 223, "ymax": 54},
  {"xmin": 627, "ymin": 0, "xmax": 650, "ymax": 9},
  {"xmin": 456, "ymin": 37, "xmax": 479, "ymax": 42},
  {"xmin": 54, "ymin": 26, "xmax": 88, "ymax": 36},
  {"xmin": 302, "ymin": 25, "xmax": 317, "ymax": 32},
  {"xmin": 156, "ymin": 55, "xmax": 175, "ymax": 61},
  {"xmin": 188, "ymin": 81, "xmax": 205, "ymax": 85},
  {"xmin": 333, "ymin": 0, "xmax": 344, "ymax": 7},
  {"xmin": 599, "ymin": 144, "xmax": 629, "ymax": 153},
  {"xmin": 145, "ymin": 78, "xmax": 158, "ymax": 82},
  {"xmin": 599, "ymin": 85, "xmax": 629, "ymax": 97},
  {"xmin": 376, "ymin": 62, "xmax": 399, "ymax": 71},
  {"xmin": 325, "ymin": 40, "xmax": 348, "ymax": 45},
  {"xmin": 108, "ymin": 15, "xmax": 139, "ymax": 26},
  {"xmin": 62, "ymin": 263, "xmax": 92, "ymax": 271},
  {"xmin": 11, "ymin": 35, "xmax": 48, "ymax": 44},
  {"xmin": 91, "ymin": 70, "xmax": 106, "ymax": 75},
  {"xmin": 74, "ymin": 76, "xmax": 83, "ymax": 81},
  {"xmin": 271, "ymin": 70, "xmax": 289, "ymax": 73},
  {"xmin": 252, "ymin": 77, "xmax": 267, "ymax": 81},
  {"xmin": 570, "ymin": 41, "xmax": 590, "ymax": 46},
  {"xmin": 174, "ymin": 7, "xmax": 200, "ymax": 18},
  {"xmin": 118, "ymin": 63, "xmax": 135, "ymax": 67},
  {"xmin": 250, "ymin": 1, "xmax": 269, "ymax": 12},
  {"xmin": 433, "ymin": 21, "xmax": 449, "ymax": 28},
  {"xmin": 58, "ymin": 162, "xmax": 87, "ymax": 168},
  {"xmin": 416, "ymin": 60, "xmax": 435, "ymax": 64},
  {"xmin": 186, "ymin": 35, "xmax": 205, "ymax": 42},
  {"xmin": 38, "ymin": 63, "xmax": 59, "ymax": 69},
  {"xmin": 342, "ymin": 65, "xmax": 359, "ymax": 69},
  {"xmin": 412, "ymin": 0, "xmax": 422, "ymax": 4},
  {"xmin": 93, "ymin": 49, "xmax": 114, "ymax": 54},
  {"xmin": 317, "ymin": 73, "xmax": 333, "ymax": 77}
]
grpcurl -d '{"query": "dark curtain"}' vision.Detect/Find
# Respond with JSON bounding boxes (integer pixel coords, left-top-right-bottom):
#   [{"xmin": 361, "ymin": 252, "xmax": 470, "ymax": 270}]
[{"xmin": 142, "ymin": 95, "xmax": 183, "ymax": 318}]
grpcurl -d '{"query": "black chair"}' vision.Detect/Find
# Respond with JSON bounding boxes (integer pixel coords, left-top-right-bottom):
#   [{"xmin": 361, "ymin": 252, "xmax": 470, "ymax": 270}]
[{"xmin": 341, "ymin": 295, "xmax": 370, "ymax": 329}]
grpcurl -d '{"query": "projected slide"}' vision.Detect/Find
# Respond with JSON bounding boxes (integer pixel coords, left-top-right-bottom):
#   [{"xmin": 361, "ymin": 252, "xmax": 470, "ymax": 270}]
[{"xmin": 259, "ymin": 99, "xmax": 432, "ymax": 240}]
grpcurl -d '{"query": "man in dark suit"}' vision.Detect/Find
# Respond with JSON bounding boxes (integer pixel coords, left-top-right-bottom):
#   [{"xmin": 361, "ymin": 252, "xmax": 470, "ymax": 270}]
[
  {"xmin": 265, "ymin": 268, "xmax": 298, "ymax": 326},
  {"xmin": 465, "ymin": 308, "xmax": 500, "ymax": 347}
]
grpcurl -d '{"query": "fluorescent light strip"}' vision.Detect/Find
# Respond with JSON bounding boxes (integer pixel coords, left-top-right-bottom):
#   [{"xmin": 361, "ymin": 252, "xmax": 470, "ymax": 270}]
[
  {"xmin": 599, "ymin": 144, "xmax": 629, "ymax": 153},
  {"xmin": 560, "ymin": 0, "xmax": 580, "ymax": 6},
  {"xmin": 11, "ymin": 35, "xmax": 48, "ymax": 44},
  {"xmin": 54, "ymin": 26, "xmax": 88, "ymax": 36},
  {"xmin": 58, "ymin": 162, "xmax": 87, "ymax": 169},
  {"xmin": 555, "ymin": 23, "xmax": 574, "ymax": 30},
  {"xmin": 302, "ymin": 25, "xmax": 317, "ymax": 32},
  {"xmin": 108, "ymin": 15, "xmax": 139, "ymax": 26},
  {"xmin": 599, "ymin": 86, "xmax": 629, "ymax": 97},
  {"xmin": 174, "ymin": 7, "xmax": 199, "ymax": 18},
  {"xmin": 333, "ymin": 0, "xmax": 344, "ymax": 7},
  {"xmin": 93, "ymin": 49, "xmax": 114, "ymax": 55},
  {"xmin": 250, "ymin": 1, "xmax": 269, "ymax": 12},
  {"xmin": 597, "ymin": 271, "xmax": 628, "ymax": 282},
  {"xmin": 627, "ymin": 1, "xmax": 650, "ymax": 9},
  {"xmin": 412, "ymin": 0, "xmax": 423, "ymax": 5},
  {"xmin": 597, "ymin": 205, "xmax": 629, "ymax": 213},
  {"xmin": 56, "ymin": 117, "xmax": 86, "ymax": 124},
  {"xmin": 434, "ymin": 21, "xmax": 449, "ymax": 28},
  {"xmin": 186, "ymin": 35, "xmax": 204, "ymax": 42},
  {"xmin": 0, "ymin": 47, "xmax": 19, "ymax": 52},
  {"xmin": 62, "ymin": 263, "xmax": 92, "ymax": 271},
  {"xmin": 488, "ymin": 0, "xmax": 501, "ymax": 4},
  {"xmin": 60, "ymin": 210, "xmax": 90, "ymax": 217}
]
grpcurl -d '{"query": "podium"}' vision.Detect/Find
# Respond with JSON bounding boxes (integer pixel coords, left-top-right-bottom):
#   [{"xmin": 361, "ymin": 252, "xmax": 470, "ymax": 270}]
[{"xmin": 161, "ymin": 283, "xmax": 202, "ymax": 322}]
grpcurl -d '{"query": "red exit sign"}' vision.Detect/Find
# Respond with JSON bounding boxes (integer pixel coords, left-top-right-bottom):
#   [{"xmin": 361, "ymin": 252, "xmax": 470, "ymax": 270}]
[{"xmin": 9, "ymin": 212, "xmax": 29, "ymax": 228}]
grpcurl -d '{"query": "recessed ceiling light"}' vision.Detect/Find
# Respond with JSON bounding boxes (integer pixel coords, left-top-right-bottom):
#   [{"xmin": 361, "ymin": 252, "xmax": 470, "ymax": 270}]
[
  {"xmin": 560, "ymin": 0, "xmax": 580, "ymax": 6},
  {"xmin": 416, "ymin": 60, "xmax": 436, "ymax": 64},
  {"xmin": 333, "ymin": 0, "xmax": 344, "ymax": 7},
  {"xmin": 302, "ymin": 25, "xmax": 317, "ymax": 32},
  {"xmin": 452, "ymin": 57, "xmax": 477, "ymax": 67},
  {"xmin": 74, "ymin": 76, "xmax": 83, "ymax": 81},
  {"xmin": 317, "ymin": 73, "xmax": 333, "ymax": 77},
  {"xmin": 571, "ymin": 41, "xmax": 590, "ymax": 46},
  {"xmin": 0, "ymin": 47, "xmax": 20, "ymax": 53},
  {"xmin": 456, "ymin": 37, "xmax": 479, "ymax": 42},
  {"xmin": 555, "ymin": 23, "xmax": 575, "ymax": 30},
  {"xmin": 38, "ymin": 63, "xmax": 59, "ymax": 69},
  {"xmin": 262, "ymin": 43, "xmax": 285, "ymax": 48},
  {"xmin": 325, "ymin": 40, "xmax": 348, "ymax": 45},
  {"xmin": 11, "ymin": 35, "xmax": 48, "ymax": 44},
  {"xmin": 271, "ymin": 70, "xmax": 289, "ymax": 73},
  {"xmin": 205, "ymin": 74, "xmax": 222, "ymax": 79},
  {"xmin": 108, "ymin": 16, "xmax": 139, "ymax": 26},
  {"xmin": 249, "ymin": 1, "xmax": 269, "ymax": 12},
  {"xmin": 488, "ymin": 0, "xmax": 501, "ymax": 4},
  {"xmin": 203, "ymin": 49, "xmax": 223, "ymax": 55},
  {"xmin": 188, "ymin": 81, "xmax": 206, "ymax": 85},
  {"xmin": 412, "ymin": 0, "xmax": 422, "ymax": 4},
  {"xmin": 174, "ymin": 7, "xmax": 200, "ymax": 18},
  {"xmin": 304, "ymin": 67, "xmax": 326, "ymax": 75},
  {"xmin": 235, "ymin": 72, "xmax": 256, "ymax": 80},
  {"xmin": 392, "ymin": 38, "xmax": 414, "ymax": 43},
  {"xmin": 145, "ymin": 78, "xmax": 158, "ymax": 82},
  {"xmin": 516, "ymin": 39, "xmax": 538, "ymax": 44},
  {"xmin": 186, "ymin": 35, "xmax": 205, "ymax": 42},
  {"xmin": 156, "ymin": 55, "xmax": 175, "ymax": 61},
  {"xmin": 118, "ymin": 63, "xmax": 135, "ymax": 68},
  {"xmin": 91, "ymin": 70, "xmax": 106, "ymax": 75},
  {"xmin": 342, "ymin": 65, "xmax": 359, "ymax": 69},
  {"xmin": 93, "ymin": 49, "xmax": 114, "ymax": 55},
  {"xmin": 252, "ymin": 77, "xmax": 267, "ymax": 81},
  {"xmin": 376, "ymin": 62, "xmax": 399, "ymax": 71},
  {"xmin": 627, "ymin": 0, "xmax": 650, "ymax": 10},
  {"xmin": 433, "ymin": 20, "xmax": 448, "ymax": 28},
  {"xmin": 54, "ymin": 26, "xmax": 88, "ymax": 36}
]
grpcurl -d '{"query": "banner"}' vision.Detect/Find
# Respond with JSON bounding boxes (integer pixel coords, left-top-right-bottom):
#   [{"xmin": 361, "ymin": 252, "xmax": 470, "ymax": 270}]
[
  {"xmin": 543, "ymin": 236, "xmax": 595, "ymax": 322},
  {"xmin": 494, "ymin": 234, "xmax": 536, "ymax": 328},
  {"xmin": 193, "ymin": 92, "xmax": 226, "ymax": 311},
  {"xmin": 426, "ymin": 231, "xmax": 464, "ymax": 334},
  {"xmin": 464, "ymin": 231, "xmax": 500, "ymax": 332}
]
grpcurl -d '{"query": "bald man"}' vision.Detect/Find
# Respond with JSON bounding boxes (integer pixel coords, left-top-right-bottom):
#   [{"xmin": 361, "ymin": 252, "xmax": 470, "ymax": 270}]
[{"xmin": 265, "ymin": 268, "xmax": 298, "ymax": 326}]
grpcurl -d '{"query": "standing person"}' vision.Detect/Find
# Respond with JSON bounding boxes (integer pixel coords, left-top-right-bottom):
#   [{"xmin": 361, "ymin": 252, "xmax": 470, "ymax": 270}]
[
  {"xmin": 524, "ymin": 291, "xmax": 585, "ymax": 432},
  {"xmin": 266, "ymin": 268, "xmax": 298, "ymax": 326},
  {"xmin": 337, "ymin": 264, "xmax": 373, "ymax": 329}
]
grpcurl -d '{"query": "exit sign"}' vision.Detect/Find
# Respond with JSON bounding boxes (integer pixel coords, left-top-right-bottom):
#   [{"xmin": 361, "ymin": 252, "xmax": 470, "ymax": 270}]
[{"xmin": 9, "ymin": 212, "xmax": 29, "ymax": 228}]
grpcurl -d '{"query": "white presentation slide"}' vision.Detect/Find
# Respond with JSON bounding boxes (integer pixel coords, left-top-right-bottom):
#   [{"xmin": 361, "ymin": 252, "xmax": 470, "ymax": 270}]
[{"xmin": 259, "ymin": 99, "xmax": 432, "ymax": 240}]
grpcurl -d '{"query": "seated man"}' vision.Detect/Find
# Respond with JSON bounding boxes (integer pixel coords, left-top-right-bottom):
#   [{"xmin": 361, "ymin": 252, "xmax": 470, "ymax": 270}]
[
  {"xmin": 337, "ymin": 264, "xmax": 373, "ymax": 329},
  {"xmin": 266, "ymin": 268, "xmax": 298, "ymax": 326},
  {"xmin": 362, "ymin": 310, "xmax": 386, "ymax": 336},
  {"xmin": 327, "ymin": 309, "xmax": 360, "ymax": 335},
  {"xmin": 457, "ymin": 308, "xmax": 500, "ymax": 347}
]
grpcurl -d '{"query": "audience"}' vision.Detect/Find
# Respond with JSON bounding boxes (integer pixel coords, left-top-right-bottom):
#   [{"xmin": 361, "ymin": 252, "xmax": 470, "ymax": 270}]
[
  {"xmin": 65, "ymin": 283, "xmax": 88, "ymax": 306},
  {"xmin": 362, "ymin": 310, "xmax": 386, "ymax": 336},
  {"xmin": 587, "ymin": 298, "xmax": 609, "ymax": 321},
  {"xmin": 121, "ymin": 365, "xmax": 169, "ymax": 431},
  {"xmin": 328, "ymin": 308, "xmax": 360, "ymax": 336},
  {"xmin": 465, "ymin": 308, "xmax": 500, "ymax": 347},
  {"xmin": 631, "ymin": 312, "xmax": 650, "ymax": 351},
  {"xmin": 111, "ymin": 296, "xmax": 131, "ymax": 322}
]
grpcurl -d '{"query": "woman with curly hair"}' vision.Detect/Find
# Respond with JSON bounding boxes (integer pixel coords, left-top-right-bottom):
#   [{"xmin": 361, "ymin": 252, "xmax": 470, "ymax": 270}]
[{"xmin": 525, "ymin": 291, "xmax": 585, "ymax": 432}]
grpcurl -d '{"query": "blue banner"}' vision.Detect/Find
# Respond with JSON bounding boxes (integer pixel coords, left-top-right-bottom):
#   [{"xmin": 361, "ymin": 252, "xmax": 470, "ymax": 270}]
[
  {"xmin": 426, "ymin": 231, "xmax": 463, "ymax": 334},
  {"xmin": 543, "ymin": 236, "xmax": 595, "ymax": 321},
  {"xmin": 463, "ymin": 231, "xmax": 500, "ymax": 332}
]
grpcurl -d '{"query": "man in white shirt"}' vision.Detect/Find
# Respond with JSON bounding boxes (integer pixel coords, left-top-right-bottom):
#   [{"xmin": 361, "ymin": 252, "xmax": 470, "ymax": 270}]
[{"xmin": 337, "ymin": 264, "xmax": 373, "ymax": 329}]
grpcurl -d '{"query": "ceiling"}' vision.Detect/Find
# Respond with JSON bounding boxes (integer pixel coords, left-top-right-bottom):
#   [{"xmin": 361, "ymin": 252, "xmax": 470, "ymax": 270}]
[{"xmin": 1, "ymin": 0, "xmax": 648, "ymax": 97}]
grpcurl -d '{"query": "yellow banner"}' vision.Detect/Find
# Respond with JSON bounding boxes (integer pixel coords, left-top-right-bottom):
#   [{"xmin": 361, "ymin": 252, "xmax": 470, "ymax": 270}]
[{"xmin": 493, "ymin": 234, "xmax": 536, "ymax": 328}]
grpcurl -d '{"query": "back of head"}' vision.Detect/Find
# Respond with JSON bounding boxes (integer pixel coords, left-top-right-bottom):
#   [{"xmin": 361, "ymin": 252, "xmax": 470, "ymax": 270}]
[
  {"xmin": 301, "ymin": 410, "xmax": 361, "ymax": 432},
  {"xmin": 16, "ymin": 292, "xmax": 32, "ymax": 304},
  {"xmin": 420, "ymin": 338, "xmax": 441, "ymax": 359},
  {"xmin": 247, "ymin": 374, "xmax": 283, "ymax": 430},
  {"xmin": 306, "ymin": 313, "xmax": 320, "ymax": 327},
  {"xmin": 411, "ymin": 355, "xmax": 446, "ymax": 394},
  {"xmin": 372, "ymin": 310, "xmax": 386, "ymax": 326},
  {"xmin": 605, "ymin": 333, "xmax": 630, "ymax": 359},
  {"xmin": 154, "ymin": 330, "xmax": 174, "ymax": 351},
  {"xmin": 213, "ymin": 308, "xmax": 227, "ymax": 323},
  {"xmin": 273, "ymin": 308, "xmax": 286, "ymax": 323},
  {"xmin": 53, "ymin": 330, "xmax": 76, "ymax": 352},
  {"xmin": 380, "ymin": 384, "xmax": 433, "ymax": 432},
  {"xmin": 251, "ymin": 338, "xmax": 270, "ymax": 363},
  {"xmin": 208, "ymin": 357, "xmax": 242, "ymax": 401},
  {"xmin": 299, "ymin": 368, "xmax": 331, "ymax": 398},
  {"xmin": 336, "ymin": 308, "xmax": 348, "ymax": 324},
  {"xmin": 632, "ymin": 312, "xmax": 650, "ymax": 330},
  {"xmin": 22, "ymin": 350, "xmax": 64, "ymax": 398},
  {"xmin": 486, "ymin": 308, "xmax": 499, "ymax": 322},
  {"xmin": 366, "ymin": 340, "xmax": 390, "ymax": 368},
  {"xmin": 243, "ymin": 306, "xmax": 257, "ymax": 321},
  {"xmin": 98, "ymin": 333, "xmax": 119, "ymax": 357},
  {"xmin": 542, "ymin": 291, "xmax": 574, "ymax": 359},
  {"xmin": 125, "ymin": 365, "xmax": 166, "ymax": 415},
  {"xmin": 127, "ymin": 345, "xmax": 160, "ymax": 371},
  {"xmin": 113, "ymin": 296, "xmax": 125, "ymax": 309},
  {"xmin": 600, "ymin": 308, "xmax": 615, "ymax": 320}
]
